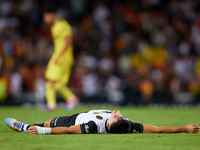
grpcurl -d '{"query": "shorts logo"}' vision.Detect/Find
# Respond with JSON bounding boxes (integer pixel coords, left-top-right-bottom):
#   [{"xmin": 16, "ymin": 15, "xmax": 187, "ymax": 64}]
[
  {"xmin": 133, "ymin": 129, "xmax": 139, "ymax": 133},
  {"xmin": 84, "ymin": 125, "xmax": 89, "ymax": 133},
  {"xmin": 54, "ymin": 117, "xmax": 59, "ymax": 126}
]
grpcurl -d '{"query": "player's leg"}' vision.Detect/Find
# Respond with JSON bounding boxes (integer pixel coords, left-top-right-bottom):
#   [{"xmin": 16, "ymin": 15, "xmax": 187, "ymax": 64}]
[
  {"xmin": 5, "ymin": 117, "xmax": 28, "ymax": 132},
  {"xmin": 56, "ymin": 65, "xmax": 79, "ymax": 110},
  {"xmin": 27, "ymin": 119, "xmax": 51, "ymax": 129},
  {"xmin": 29, "ymin": 116, "xmax": 74, "ymax": 129},
  {"xmin": 28, "ymin": 115, "xmax": 77, "ymax": 130},
  {"xmin": 45, "ymin": 60, "xmax": 61, "ymax": 110},
  {"xmin": 5, "ymin": 117, "xmax": 54, "ymax": 132},
  {"xmin": 55, "ymin": 82, "xmax": 79, "ymax": 110},
  {"xmin": 45, "ymin": 81, "xmax": 57, "ymax": 110},
  {"xmin": 26, "ymin": 119, "xmax": 53, "ymax": 132},
  {"xmin": 5, "ymin": 117, "xmax": 33, "ymax": 132},
  {"xmin": 55, "ymin": 82, "xmax": 74, "ymax": 100},
  {"xmin": 5, "ymin": 115, "xmax": 77, "ymax": 132},
  {"xmin": 28, "ymin": 118, "xmax": 64, "ymax": 129},
  {"xmin": 56, "ymin": 63, "xmax": 74, "ymax": 100}
]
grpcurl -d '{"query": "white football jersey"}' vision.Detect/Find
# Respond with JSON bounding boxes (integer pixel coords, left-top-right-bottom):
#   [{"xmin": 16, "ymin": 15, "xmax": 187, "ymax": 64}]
[{"xmin": 75, "ymin": 110, "xmax": 112, "ymax": 134}]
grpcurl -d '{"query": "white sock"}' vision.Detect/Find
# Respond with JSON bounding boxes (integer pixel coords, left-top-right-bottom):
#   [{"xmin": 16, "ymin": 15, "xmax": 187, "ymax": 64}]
[{"xmin": 22, "ymin": 124, "xmax": 29, "ymax": 132}]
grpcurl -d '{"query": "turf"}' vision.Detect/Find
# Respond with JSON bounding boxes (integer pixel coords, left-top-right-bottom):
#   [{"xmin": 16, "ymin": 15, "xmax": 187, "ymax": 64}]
[{"xmin": 0, "ymin": 106, "xmax": 200, "ymax": 150}]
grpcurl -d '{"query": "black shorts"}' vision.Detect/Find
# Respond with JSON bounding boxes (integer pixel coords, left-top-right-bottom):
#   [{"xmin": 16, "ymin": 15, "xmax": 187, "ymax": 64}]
[{"xmin": 50, "ymin": 113, "xmax": 79, "ymax": 127}]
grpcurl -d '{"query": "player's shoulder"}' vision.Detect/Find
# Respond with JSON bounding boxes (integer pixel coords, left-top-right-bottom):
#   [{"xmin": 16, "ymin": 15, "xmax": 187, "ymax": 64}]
[
  {"xmin": 57, "ymin": 19, "xmax": 71, "ymax": 28},
  {"xmin": 52, "ymin": 19, "xmax": 69, "ymax": 30},
  {"xmin": 88, "ymin": 110, "xmax": 112, "ymax": 113},
  {"xmin": 80, "ymin": 120, "xmax": 98, "ymax": 134}
]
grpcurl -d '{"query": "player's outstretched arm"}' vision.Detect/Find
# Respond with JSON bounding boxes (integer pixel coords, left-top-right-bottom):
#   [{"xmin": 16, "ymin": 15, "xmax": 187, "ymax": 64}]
[
  {"xmin": 143, "ymin": 124, "xmax": 199, "ymax": 134},
  {"xmin": 28, "ymin": 125, "xmax": 82, "ymax": 135},
  {"xmin": 51, "ymin": 125, "xmax": 82, "ymax": 134}
]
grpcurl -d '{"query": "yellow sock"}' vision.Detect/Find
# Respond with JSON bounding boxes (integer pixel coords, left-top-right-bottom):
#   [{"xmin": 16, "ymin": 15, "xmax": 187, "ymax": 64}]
[
  {"xmin": 45, "ymin": 82, "xmax": 57, "ymax": 106},
  {"xmin": 54, "ymin": 82, "xmax": 74, "ymax": 102}
]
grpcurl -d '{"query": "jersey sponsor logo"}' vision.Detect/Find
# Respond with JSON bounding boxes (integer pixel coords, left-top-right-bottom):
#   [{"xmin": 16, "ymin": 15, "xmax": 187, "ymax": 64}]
[
  {"xmin": 84, "ymin": 124, "xmax": 89, "ymax": 133},
  {"xmin": 96, "ymin": 115, "xmax": 103, "ymax": 120}
]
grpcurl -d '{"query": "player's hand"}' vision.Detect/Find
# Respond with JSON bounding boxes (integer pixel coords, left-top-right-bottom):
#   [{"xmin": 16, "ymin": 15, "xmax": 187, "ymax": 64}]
[
  {"xmin": 185, "ymin": 124, "xmax": 199, "ymax": 133},
  {"xmin": 28, "ymin": 126, "xmax": 38, "ymax": 135}
]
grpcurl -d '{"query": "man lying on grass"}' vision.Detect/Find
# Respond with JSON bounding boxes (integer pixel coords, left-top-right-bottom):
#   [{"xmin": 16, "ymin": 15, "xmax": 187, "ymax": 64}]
[{"xmin": 5, "ymin": 110, "xmax": 199, "ymax": 135}]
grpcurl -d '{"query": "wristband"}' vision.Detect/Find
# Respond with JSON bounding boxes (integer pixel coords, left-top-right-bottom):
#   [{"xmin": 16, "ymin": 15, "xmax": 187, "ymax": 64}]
[{"xmin": 36, "ymin": 127, "xmax": 51, "ymax": 135}]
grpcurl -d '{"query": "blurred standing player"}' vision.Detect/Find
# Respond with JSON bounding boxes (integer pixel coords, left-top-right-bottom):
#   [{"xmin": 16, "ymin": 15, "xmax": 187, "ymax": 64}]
[{"xmin": 43, "ymin": 7, "xmax": 79, "ymax": 111}]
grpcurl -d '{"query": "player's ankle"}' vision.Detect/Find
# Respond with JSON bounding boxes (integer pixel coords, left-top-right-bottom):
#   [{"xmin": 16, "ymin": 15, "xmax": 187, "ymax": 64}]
[{"xmin": 47, "ymin": 104, "xmax": 57, "ymax": 111}]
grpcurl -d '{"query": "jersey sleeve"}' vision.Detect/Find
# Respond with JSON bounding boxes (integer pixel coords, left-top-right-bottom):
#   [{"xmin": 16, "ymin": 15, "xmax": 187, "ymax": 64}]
[
  {"xmin": 80, "ymin": 121, "xmax": 97, "ymax": 134},
  {"xmin": 58, "ymin": 21, "xmax": 72, "ymax": 38},
  {"xmin": 129, "ymin": 121, "xmax": 143, "ymax": 133}
]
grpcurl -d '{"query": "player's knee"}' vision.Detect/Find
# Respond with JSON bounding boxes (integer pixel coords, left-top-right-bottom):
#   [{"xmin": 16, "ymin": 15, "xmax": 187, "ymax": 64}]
[
  {"xmin": 45, "ymin": 82, "xmax": 54, "ymax": 90},
  {"xmin": 44, "ymin": 119, "xmax": 52, "ymax": 127},
  {"xmin": 54, "ymin": 82, "xmax": 64, "ymax": 91}
]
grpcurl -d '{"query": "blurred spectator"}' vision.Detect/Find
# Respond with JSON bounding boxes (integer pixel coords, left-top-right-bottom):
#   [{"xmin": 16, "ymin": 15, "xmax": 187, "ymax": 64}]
[
  {"xmin": 0, "ymin": 56, "xmax": 2, "ymax": 70},
  {"xmin": 1, "ymin": 0, "xmax": 200, "ymax": 105},
  {"xmin": 9, "ymin": 70, "xmax": 22, "ymax": 97},
  {"xmin": 139, "ymin": 80, "xmax": 154, "ymax": 104},
  {"xmin": 0, "ymin": 77, "xmax": 7, "ymax": 102},
  {"xmin": 106, "ymin": 75, "xmax": 124, "ymax": 104},
  {"xmin": 0, "ymin": 70, "xmax": 9, "ymax": 102},
  {"xmin": 34, "ymin": 65, "xmax": 46, "ymax": 108},
  {"xmin": 82, "ymin": 71, "xmax": 99, "ymax": 96}
]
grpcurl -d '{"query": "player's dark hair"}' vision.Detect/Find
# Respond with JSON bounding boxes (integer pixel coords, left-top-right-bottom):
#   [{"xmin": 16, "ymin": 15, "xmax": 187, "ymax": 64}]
[
  {"xmin": 43, "ymin": 6, "xmax": 57, "ymax": 14},
  {"xmin": 109, "ymin": 119, "xmax": 130, "ymax": 134}
]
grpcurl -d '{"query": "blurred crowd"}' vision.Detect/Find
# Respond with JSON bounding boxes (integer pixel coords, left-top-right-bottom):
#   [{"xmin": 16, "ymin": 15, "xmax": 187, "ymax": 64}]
[{"xmin": 1, "ymin": 0, "xmax": 200, "ymax": 105}]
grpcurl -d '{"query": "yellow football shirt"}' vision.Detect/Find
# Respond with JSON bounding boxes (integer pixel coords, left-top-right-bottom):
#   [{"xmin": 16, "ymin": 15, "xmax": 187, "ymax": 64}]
[{"xmin": 45, "ymin": 19, "xmax": 74, "ymax": 83}]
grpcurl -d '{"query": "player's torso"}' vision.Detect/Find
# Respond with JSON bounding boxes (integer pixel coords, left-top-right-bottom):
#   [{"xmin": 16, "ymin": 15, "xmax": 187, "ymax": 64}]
[
  {"xmin": 50, "ymin": 20, "xmax": 73, "ymax": 63},
  {"xmin": 75, "ymin": 110, "xmax": 112, "ymax": 134}
]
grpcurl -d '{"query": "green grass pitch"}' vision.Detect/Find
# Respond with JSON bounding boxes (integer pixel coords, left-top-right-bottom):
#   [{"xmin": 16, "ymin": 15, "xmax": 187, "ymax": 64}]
[{"xmin": 0, "ymin": 106, "xmax": 200, "ymax": 150}]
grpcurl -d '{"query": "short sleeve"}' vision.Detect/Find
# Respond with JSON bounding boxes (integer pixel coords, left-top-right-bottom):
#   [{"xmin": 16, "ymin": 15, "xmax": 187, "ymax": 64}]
[
  {"xmin": 52, "ymin": 20, "xmax": 72, "ymax": 38},
  {"xmin": 58, "ymin": 20, "xmax": 72, "ymax": 37},
  {"xmin": 80, "ymin": 121, "xmax": 97, "ymax": 134},
  {"xmin": 129, "ymin": 121, "xmax": 143, "ymax": 133}
]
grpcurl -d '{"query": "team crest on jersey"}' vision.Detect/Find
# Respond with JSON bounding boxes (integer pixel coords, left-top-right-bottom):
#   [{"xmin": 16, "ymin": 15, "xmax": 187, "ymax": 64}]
[{"xmin": 96, "ymin": 115, "xmax": 103, "ymax": 120}]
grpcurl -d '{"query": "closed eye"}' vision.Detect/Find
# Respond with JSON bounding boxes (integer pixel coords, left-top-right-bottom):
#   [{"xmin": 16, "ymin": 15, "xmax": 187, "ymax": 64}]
[
  {"xmin": 114, "ymin": 115, "xmax": 118, "ymax": 119},
  {"xmin": 115, "ymin": 116, "xmax": 125, "ymax": 120}
]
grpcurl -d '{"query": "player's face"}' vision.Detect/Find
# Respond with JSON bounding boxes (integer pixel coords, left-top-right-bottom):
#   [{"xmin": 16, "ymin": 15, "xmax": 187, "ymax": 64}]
[
  {"xmin": 43, "ymin": 13, "xmax": 55, "ymax": 25},
  {"xmin": 109, "ymin": 110, "xmax": 125, "ymax": 124}
]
